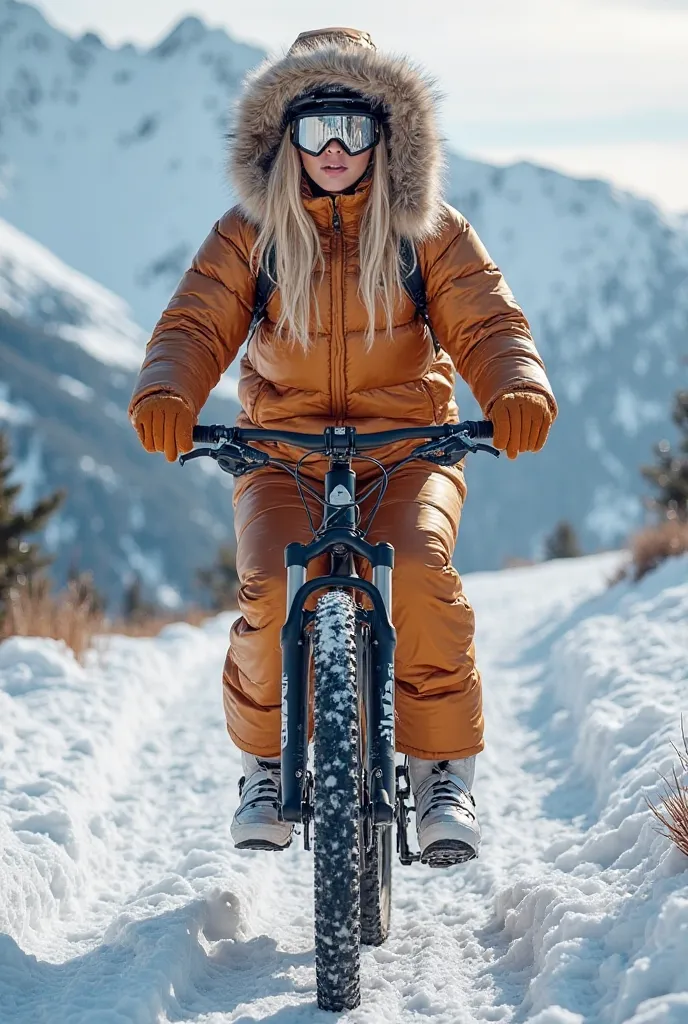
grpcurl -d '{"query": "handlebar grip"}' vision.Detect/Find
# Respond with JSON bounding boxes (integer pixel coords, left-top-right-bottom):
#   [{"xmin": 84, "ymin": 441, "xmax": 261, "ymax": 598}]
[
  {"xmin": 465, "ymin": 420, "xmax": 494, "ymax": 440},
  {"xmin": 193, "ymin": 425, "xmax": 222, "ymax": 444}
]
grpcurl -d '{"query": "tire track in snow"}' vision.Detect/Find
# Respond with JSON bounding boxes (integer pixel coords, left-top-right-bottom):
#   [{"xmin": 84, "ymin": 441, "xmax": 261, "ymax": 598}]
[{"xmin": 8, "ymin": 551, "xmax": 684, "ymax": 1023}]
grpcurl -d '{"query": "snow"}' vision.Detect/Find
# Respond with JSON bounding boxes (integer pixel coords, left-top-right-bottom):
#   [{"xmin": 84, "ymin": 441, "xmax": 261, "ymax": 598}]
[
  {"xmin": 0, "ymin": 382, "xmax": 33, "ymax": 425},
  {"xmin": 78, "ymin": 453, "xmax": 119, "ymax": 492},
  {"xmin": 448, "ymin": 155, "xmax": 688, "ymax": 370},
  {"xmin": 0, "ymin": 0, "xmax": 264, "ymax": 329},
  {"xmin": 3, "ymin": 0, "xmax": 685, "ymax": 368},
  {"xmin": 57, "ymin": 374, "xmax": 94, "ymax": 402},
  {"xmin": 42, "ymin": 512, "xmax": 78, "ymax": 552},
  {"xmin": 0, "ymin": 552, "xmax": 686, "ymax": 1021},
  {"xmin": 0, "ymin": 215, "xmax": 146, "ymax": 368},
  {"xmin": 612, "ymin": 386, "xmax": 665, "ymax": 438},
  {"xmin": 482, "ymin": 553, "xmax": 688, "ymax": 1023},
  {"xmin": 585, "ymin": 488, "xmax": 643, "ymax": 545},
  {"xmin": 1, "ymin": 0, "xmax": 687, "ymax": 566},
  {"xmin": 6, "ymin": 430, "xmax": 45, "ymax": 509}
]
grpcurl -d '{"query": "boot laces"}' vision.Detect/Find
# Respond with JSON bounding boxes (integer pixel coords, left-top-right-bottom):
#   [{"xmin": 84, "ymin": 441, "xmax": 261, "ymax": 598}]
[
  {"xmin": 420, "ymin": 759, "xmax": 476, "ymax": 824},
  {"xmin": 239, "ymin": 758, "xmax": 281, "ymax": 813}
]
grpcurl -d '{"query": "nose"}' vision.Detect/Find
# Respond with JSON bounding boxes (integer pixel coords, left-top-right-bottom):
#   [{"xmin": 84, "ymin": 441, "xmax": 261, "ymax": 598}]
[{"xmin": 324, "ymin": 139, "xmax": 344, "ymax": 155}]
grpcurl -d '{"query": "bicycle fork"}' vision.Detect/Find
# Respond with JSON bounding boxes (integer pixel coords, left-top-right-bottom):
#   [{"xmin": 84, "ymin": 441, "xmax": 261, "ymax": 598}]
[{"xmin": 278, "ymin": 460, "xmax": 397, "ymax": 839}]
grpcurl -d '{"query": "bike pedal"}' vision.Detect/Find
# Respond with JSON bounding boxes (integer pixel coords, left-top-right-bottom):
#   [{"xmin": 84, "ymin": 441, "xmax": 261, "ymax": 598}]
[{"xmin": 421, "ymin": 839, "xmax": 477, "ymax": 868}]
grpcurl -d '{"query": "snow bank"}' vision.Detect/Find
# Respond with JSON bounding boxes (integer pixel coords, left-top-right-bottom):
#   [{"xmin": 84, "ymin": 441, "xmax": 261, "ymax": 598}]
[
  {"xmin": 0, "ymin": 617, "xmax": 233, "ymax": 949},
  {"xmin": 0, "ymin": 554, "xmax": 686, "ymax": 1022},
  {"xmin": 490, "ymin": 554, "xmax": 688, "ymax": 1023}
]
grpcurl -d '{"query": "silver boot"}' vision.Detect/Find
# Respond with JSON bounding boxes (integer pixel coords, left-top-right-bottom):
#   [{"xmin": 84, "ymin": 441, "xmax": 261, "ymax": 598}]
[
  {"xmin": 230, "ymin": 752, "xmax": 294, "ymax": 851},
  {"xmin": 409, "ymin": 756, "xmax": 480, "ymax": 867}
]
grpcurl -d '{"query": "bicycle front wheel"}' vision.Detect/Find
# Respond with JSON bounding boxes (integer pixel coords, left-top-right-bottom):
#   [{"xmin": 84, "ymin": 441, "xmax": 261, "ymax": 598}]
[
  {"xmin": 360, "ymin": 822, "xmax": 392, "ymax": 945},
  {"xmin": 312, "ymin": 589, "xmax": 361, "ymax": 1012}
]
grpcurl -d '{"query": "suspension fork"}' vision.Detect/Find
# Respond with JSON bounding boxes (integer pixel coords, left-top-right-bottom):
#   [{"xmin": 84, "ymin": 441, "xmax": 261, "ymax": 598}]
[
  {"xmin": 280, "ymin": 454, "xmax": 396, "ymax": 828},
  {"xmin": 280, "ymin": 457, "xmax": 356, "ymax": 825},
  {"xmin": 323, "ymin": 459, "xmax": 397, "ymax": 825},
  {"xmin": 368, "ymin": 557, "xmax": 395, "ymax": 824},
  {"xmin": 281, "ymin": 544, "xmax": 309, "ymax": 825}
]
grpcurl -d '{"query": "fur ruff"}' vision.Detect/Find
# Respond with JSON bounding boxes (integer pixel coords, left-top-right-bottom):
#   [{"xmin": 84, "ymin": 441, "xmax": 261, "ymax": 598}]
[{"xmin": 228, "ymin": 36, "xmax": 446, "ymax": 241}]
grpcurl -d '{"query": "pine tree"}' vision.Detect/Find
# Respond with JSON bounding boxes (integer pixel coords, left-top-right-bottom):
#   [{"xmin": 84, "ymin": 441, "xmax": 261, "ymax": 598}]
[
  {"xmin": 122, "ymin": 574, "xmax": 157, "ymax": 623},
  {"xmin": 0, "ymin": 430, "xmax": 63, "ymax": 612},
  {"xmin": 641, "ymin": 389, "xmax": 688, "ymax": 522},
  {"xmin": 544, "ymin": 520, "xmax": 582, "ymax": 560},
  {"xmin": 197, "ymin": 545, "xmax": 239, "ymax": 610}
]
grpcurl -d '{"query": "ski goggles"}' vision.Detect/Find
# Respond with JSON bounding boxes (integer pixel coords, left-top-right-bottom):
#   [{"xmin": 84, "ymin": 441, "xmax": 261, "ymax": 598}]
[{"xmin": 290, "ymin": 113, "xmax": 380, "ymax": 157}]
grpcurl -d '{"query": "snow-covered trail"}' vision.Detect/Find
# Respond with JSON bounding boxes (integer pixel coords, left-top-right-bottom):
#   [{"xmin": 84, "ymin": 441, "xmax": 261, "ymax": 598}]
[{"xmin": 1, "ymin": 553, "xmax": 687, "ymax": 1023}]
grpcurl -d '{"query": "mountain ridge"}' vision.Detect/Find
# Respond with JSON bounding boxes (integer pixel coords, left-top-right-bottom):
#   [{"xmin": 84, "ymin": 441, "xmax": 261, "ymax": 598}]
[
  {"xmin": 0, "ymin": 214, "xmax": 240, "ymax": 607},
  {"xmin": 1, "ymin": 0, "xmax": 686, "ymax": 577}
]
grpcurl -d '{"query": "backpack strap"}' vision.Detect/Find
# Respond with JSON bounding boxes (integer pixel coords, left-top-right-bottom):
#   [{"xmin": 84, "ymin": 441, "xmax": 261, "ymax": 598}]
[
  {"xmin": 246, "ymin": 243, "xmax": 277, "ymax": 342},
  {"xmin": 398, "ymin": 237, "xmax": 442, "ymax": 357},
  {"xmin": 248, "ymin": 238, "xmax": 442, "ymax": 356}
]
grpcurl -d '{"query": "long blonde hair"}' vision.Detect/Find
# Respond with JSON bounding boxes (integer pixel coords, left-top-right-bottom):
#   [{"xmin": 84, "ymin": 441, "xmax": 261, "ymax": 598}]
[{"xmin": 251, "ymin": 130, "xmax": 403, "ymax": 349}]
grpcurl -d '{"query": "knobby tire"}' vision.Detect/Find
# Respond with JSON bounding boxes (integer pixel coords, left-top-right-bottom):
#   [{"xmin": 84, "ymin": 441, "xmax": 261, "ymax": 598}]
[
  {"xmin": 360, "ymin": 823, "xmax": 392, "ymax": 945},
  {"xmin": 313, "ymin": 590, "xmax": 361, "ymax": 1012}
]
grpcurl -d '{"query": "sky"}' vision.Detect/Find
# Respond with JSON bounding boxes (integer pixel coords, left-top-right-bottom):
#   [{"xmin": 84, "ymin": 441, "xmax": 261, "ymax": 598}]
[{"xmin": 34, "ymin": 0, "xmax": 688, "ymax": 212}]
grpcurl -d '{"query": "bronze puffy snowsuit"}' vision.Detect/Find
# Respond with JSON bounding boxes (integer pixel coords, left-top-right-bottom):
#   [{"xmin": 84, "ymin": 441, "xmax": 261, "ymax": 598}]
[{"xmin": 129, "ymin": 30, "xmax": 557, "ymax": 759}]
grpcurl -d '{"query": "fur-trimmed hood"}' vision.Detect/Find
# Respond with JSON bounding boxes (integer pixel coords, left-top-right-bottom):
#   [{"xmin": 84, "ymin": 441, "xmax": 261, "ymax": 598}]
[{"xmin": 228, "ymin": 28, "xmax": 445, "ymax": 241}]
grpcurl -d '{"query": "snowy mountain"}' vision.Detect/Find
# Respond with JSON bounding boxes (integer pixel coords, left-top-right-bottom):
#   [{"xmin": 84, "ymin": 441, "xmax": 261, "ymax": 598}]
[
  {"xmin": 448, "ymin": 153, "xmax": 688, "ymax": 568},
  {"xmin": 1, "ymin": 0, "xmax": 687, "ymax": 572},
  {"xmin": 0, "ymin": 0, "xmax": 263, "ymax": 328},
  {"xmin": 0, "ymin": 217, "xmax": 240, "ymax": 607},
  {"xmin": 1, "ymin": 551, "xmax": 687, "ymax": 1021},
  {"xmin": 0, "ymin": 215, "xmax": 146, "ymax": 367}
]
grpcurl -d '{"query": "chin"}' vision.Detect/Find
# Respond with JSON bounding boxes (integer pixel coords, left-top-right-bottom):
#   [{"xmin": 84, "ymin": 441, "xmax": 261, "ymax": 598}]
[{"xmin": 318, "ymin": 177, "xmax": 354, "ymax": 192}]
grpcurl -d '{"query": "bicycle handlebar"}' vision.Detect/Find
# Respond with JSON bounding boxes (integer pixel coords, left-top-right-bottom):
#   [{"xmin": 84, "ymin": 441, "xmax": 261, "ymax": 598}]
[{"xmin": 192, "ymin": 420, "xmax": 493, "ymax": 450}]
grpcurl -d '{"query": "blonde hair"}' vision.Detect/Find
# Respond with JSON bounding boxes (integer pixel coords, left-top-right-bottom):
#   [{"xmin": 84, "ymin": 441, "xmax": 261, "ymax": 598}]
[{"xmin": 251, "ymin": 129, "xmax": 402, "ymax": 350}]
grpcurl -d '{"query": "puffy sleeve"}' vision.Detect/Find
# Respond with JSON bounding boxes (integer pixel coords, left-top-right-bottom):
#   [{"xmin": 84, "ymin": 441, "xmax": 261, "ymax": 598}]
[
  {"xmin": 128, "ymin": 206, "xmax": 256, "ymax": 417},
  {"xmin": 420, "ymin": 204, "xmax": 557, "ymax": 416}
]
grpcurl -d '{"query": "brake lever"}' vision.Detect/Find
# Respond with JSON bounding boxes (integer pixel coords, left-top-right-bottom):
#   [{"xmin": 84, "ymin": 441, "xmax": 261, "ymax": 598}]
[
  {"xmin": 417, "ymin": 435, "xmax": 500, "ymax": 466},
  {"xmin": 178, "ymin": 447, "xmax": 213, "ymax": 465},
  {"xmin": 179, "ymin": 441, "xmax": 270, "ymax": 476},
  {"xmin": 472, "ymin": 442, "xmax": 500, "ymax": 457}
]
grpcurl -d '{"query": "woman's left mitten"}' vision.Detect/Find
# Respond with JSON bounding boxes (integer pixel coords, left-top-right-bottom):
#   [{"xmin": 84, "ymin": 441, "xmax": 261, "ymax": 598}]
[
  {"xmin": 130, "ymin": 393, "xmax": 195, "ymax": 463},
  {"xmin": 488, "ymin": 391, "xmax": 554, "ymax": 460}
]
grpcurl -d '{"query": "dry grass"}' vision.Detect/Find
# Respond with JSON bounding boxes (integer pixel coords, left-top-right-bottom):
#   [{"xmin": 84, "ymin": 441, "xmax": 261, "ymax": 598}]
[
  {"xmin": 1, "ymin": 580, "xmax": 215, "ymax": 659},
  {"xmin": 107, "ymin": 606, "xmax": 210, "ymax": 638},
  {"xmin": 647, "ymin": 719, "xmax": 688, "ymax": 858},
  {"xmin": 502, "ymin": 556, "xmax": 536, "ymax": 569},
  {"xmin": 1, "ymin": 578, "xmax": 105, "ymax": 660},
  {"xmin": 608, "ymin": 520, "xmax": 688, "ymax": 586},
  {"xmin": 630, "ymin": 520, "xmax": 688, "ymax": 581}
]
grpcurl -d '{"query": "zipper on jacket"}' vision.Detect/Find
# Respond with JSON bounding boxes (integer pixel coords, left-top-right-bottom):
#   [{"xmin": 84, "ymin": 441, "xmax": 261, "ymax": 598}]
[
  {"xmin": 330, "ymin": 195, "xmax": 346, "ymax": 421},
  {"xmin": 331, "ymin": 196, "xmax": 341, "ymax": 232}
]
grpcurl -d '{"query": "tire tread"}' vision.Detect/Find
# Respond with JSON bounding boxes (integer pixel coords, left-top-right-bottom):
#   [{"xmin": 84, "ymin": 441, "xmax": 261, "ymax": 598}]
[{"xmin": 313, "ymin": 590, "xmax": 361, "ymax": 1012}]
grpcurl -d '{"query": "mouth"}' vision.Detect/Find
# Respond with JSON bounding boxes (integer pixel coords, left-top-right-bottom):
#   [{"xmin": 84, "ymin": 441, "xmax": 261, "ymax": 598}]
[{"xmin": 321, "ymin": 163, "xmax": 348, "ymax": 174}]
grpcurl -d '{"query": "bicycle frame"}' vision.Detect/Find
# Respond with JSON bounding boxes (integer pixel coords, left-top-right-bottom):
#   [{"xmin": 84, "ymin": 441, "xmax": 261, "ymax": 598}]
[
  {"xmin": 280, "ymin": 431, "xmax": 397, "ymax": 834},
  {"xmin": 180, "ymin": 418, "xmax": 498, "ymax": 852}
]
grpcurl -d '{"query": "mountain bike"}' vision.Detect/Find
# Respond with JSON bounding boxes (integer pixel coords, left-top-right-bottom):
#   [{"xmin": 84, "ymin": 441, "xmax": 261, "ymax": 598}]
[{"xmin": 181, "ymin": 419, "xmax": 498, "ymax": 1011}]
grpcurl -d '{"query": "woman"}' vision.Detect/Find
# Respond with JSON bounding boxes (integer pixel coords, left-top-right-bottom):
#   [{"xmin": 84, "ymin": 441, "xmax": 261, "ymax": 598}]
[{"xmin": 129, "ymin": 27, "xmax": 557, "ymax": 866}]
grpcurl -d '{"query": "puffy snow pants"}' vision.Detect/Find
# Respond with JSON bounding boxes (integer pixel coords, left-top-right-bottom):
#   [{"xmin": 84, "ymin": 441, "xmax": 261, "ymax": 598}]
[{"xmin": 222, "ymin": 459, "xmax": 484, "ymax": 760}]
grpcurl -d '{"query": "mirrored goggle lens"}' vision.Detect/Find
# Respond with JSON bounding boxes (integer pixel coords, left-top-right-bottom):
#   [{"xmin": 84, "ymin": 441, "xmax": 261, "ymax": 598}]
[{"xmin": 292, "ymin": 114, "xmax": 378, "ymax": 156}]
